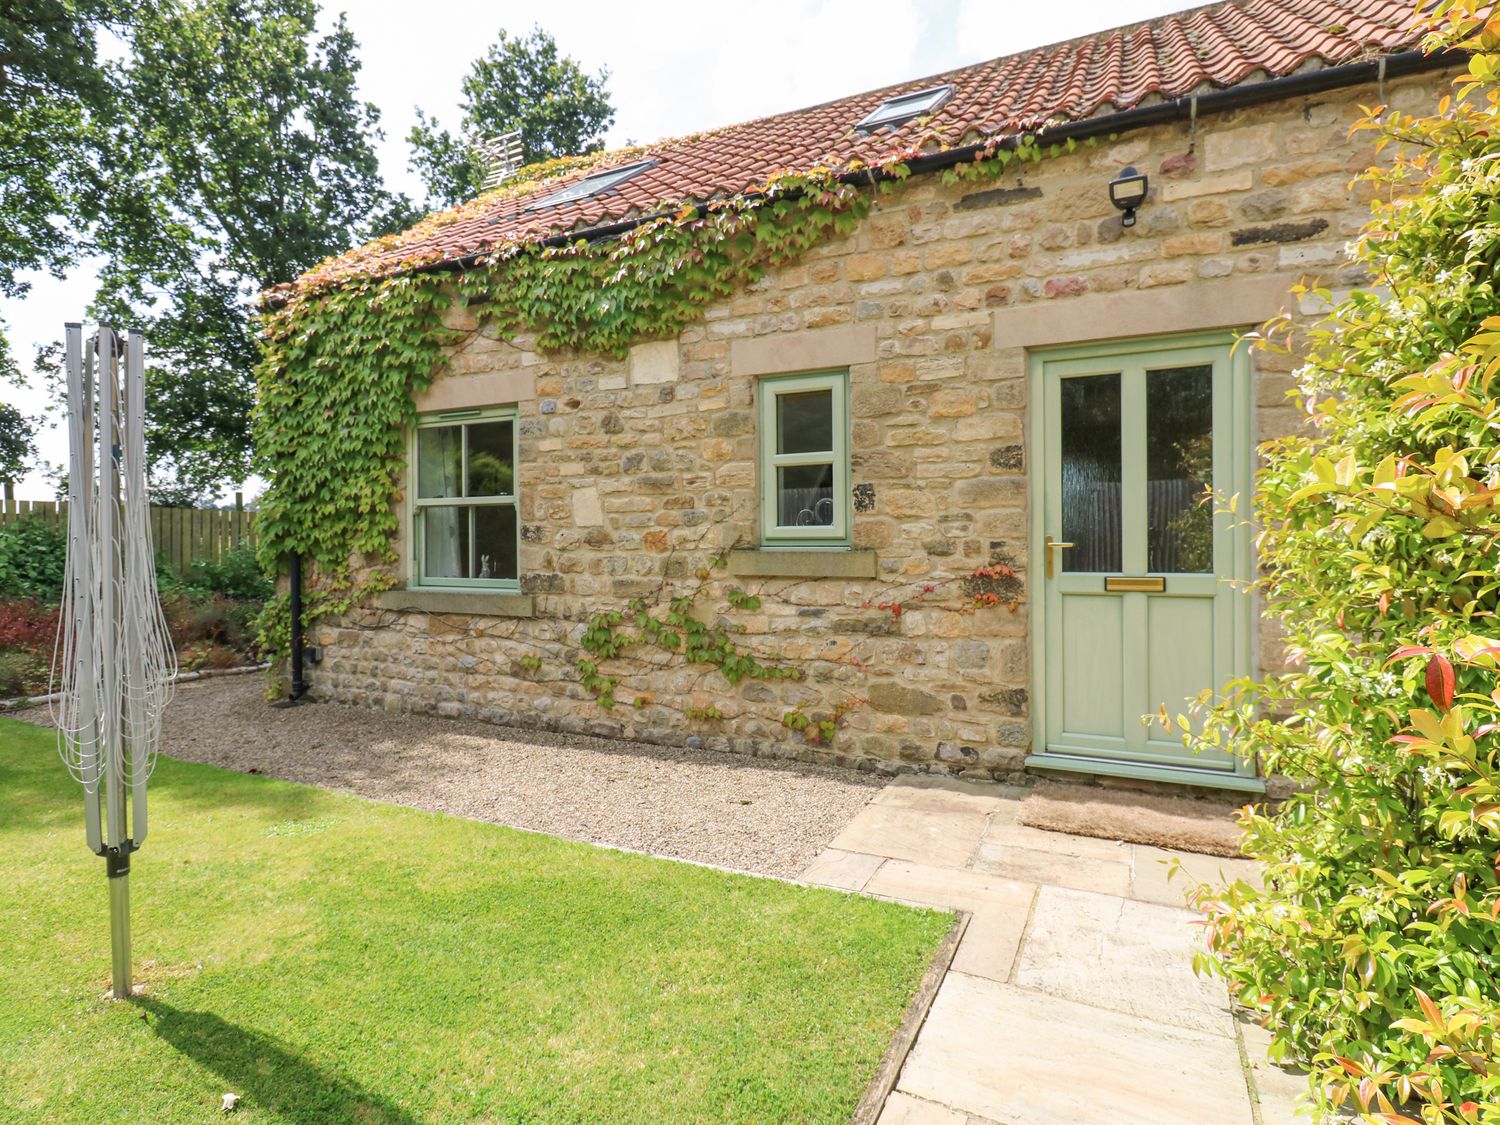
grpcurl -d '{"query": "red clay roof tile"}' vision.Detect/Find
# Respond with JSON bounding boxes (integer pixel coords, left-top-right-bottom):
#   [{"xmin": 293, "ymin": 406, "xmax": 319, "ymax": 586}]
[{"xmin": 296, "ymin": 0, "xmax": 1427, "ymax": 289}]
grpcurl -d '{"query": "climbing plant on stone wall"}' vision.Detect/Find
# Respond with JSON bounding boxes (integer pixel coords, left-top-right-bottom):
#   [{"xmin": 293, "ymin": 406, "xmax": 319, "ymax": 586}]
[{"xmin": 253, "ymin": 135, "xmax": 1045, "ymax": 702}]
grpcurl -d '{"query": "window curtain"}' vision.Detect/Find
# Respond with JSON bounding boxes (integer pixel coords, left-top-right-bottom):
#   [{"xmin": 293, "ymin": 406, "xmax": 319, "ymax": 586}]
[
  {"xmin": 423, "ymin": 429, "xmax": 465, "ymax": 577},
  {"xmin": 779, "ymin": 483, "xmax": 835, "ymax": 526}
]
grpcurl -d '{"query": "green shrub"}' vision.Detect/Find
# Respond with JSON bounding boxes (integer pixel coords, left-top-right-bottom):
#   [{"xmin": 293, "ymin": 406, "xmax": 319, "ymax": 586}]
[
  {"xmin": 158, "ymin": 547, "xmax": 272, "ymax": 663},
  {"xmin": 0, "ymin": 517, "xmax": 66, "ymax": 602},
  {"xmin": 0, "ymin": 518, "xmax": 270, "ymax": 606},
  {"xmin": 0, "ymin": 520, "xmax": 267, "ymax": 675},
  {"xmin": 171, "ymin": 546, "xmax": 273, "ymax": 601},
  {"xmin": 1182, "ymin": 9, "xmax": 1500, "ymax": 1121}
]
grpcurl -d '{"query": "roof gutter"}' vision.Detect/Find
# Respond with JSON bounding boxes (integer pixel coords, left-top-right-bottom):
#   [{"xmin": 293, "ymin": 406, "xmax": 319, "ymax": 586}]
[
  {"xmin": 530, "ymin": 47, "xmax": 1461, "ymax": 255},
  {"xmin": 901, "ymin": 45, "xmax": 1463, "ymax": 177},
  {"xmin": 293, "ymin": 44, "xmax": 1464, "ymax": 294}
]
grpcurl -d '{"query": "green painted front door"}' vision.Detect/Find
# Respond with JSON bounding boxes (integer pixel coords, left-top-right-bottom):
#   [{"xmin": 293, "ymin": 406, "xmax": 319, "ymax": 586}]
[{"xmin": 1030, "ymin": 334, "xmax": 1257, "ymax": 789}]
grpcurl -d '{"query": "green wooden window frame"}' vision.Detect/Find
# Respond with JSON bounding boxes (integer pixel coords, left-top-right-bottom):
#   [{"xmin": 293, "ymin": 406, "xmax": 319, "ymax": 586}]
[
  {"xmin": 408, "ymin": 405, "xmax": 520, "ymax": 591},
  {"xmin": 758, "ymin": 370, "xmax": 850, "ymax": 546}
]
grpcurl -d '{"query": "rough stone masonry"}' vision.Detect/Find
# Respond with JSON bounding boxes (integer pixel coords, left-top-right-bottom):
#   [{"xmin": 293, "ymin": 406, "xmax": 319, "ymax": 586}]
[{"xmin": 311, "ymin": 73, "xmax": 1446, "ymax": 782}]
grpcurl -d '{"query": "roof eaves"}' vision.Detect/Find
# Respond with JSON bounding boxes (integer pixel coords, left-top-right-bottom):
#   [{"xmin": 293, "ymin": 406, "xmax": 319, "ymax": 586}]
[
  {"xmin": 496, "ymin": 45, "xmax": 1458, "ymax": 258},
  {"xmin": 268, "ymin": 5, "xmax": 1451, "ymax": 304}
]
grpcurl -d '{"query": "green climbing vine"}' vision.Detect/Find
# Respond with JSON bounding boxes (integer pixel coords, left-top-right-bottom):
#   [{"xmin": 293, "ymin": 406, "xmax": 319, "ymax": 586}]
[
  {"xmin": 553, "ymin": 546, "xmax": 1021, "ymax": 746},
  {"xmin": 254, "ymin": 133, "xmax": 1047, "ymax": 697},
  {"xmin": 253, "ymin": 168, "xmax": 885, "ymax": 669},
  {"xmin": 573, "ymin": 557, "xmax": 804, "ymax": 713}
]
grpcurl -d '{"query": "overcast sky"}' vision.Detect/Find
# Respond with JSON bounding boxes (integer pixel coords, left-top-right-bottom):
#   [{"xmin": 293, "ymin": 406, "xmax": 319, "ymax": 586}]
[{"xmin": 1, "ymin": 0, "xmax": 1194, "ymax": 499}]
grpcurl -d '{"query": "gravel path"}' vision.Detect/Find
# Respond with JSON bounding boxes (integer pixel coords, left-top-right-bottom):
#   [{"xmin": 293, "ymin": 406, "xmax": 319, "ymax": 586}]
[{"xmin": 10, "ymin": 676, "xmax": 881, "ymax": 878}]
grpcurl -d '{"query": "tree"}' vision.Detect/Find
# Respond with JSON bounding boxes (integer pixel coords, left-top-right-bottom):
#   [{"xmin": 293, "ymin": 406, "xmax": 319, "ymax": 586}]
[
  {"xmin": 0, "ymin": 1, "xmax": 121, "ymax": 361},
  {"xmin": 407, "ymin": 26, "xmax": 613, "ymax": 209},
  {"xmin": 1181, "ymin": 5, "xmax": 1500, "ymax": 1118},
  {"xmin": 0, "ymin": 0, "xmax": 119, "ymax": 291},
  {"xmin": 0, "ymin": 401, "xmax": 35, "ymax": 496},
  {"xmin": 91, "ymin": 0, "xmax": 410, "ymax": 502}
]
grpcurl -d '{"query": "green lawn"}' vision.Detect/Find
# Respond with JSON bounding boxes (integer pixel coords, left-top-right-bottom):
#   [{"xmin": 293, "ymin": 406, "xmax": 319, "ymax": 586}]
[{"xmin": 0, "ymin": 717, "xmax": 950, "ymax": 1123}]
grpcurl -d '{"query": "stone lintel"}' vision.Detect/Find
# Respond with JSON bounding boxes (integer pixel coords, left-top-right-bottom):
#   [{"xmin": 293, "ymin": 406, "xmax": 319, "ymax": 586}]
[
  {"xmin": 955, "ymin": 185, "xmax": 1043, "ymax": 210},
  {"xmin": 730, "ymin": 324, "xmax": 877, "ymax": 377},
  {"xmin": 414, "ymin": 368, "xmax": 535, "ymax": 412},
  {"xmin": 993, "ymin": 273, "xmax": 1297, "ymax": 350},
  {"xmin": 727, "ymin": 548, "xmax": 878, "ymax": 579}
]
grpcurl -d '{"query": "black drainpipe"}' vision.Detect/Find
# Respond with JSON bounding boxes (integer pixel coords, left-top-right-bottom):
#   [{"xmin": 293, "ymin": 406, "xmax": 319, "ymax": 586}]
[{"xmin": 287, "ymin": 551, "xmax": 307, "ymax": 702}]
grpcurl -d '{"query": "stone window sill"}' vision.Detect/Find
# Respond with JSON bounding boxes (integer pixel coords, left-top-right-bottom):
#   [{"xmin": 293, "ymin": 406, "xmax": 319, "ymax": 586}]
[
  {"xmin": 372, "ymin": 589, "xmax": 535, "ymax": 618},
  {"xmin": 727, "ymin": 548, "xmax": 877, "ymax": 579}
]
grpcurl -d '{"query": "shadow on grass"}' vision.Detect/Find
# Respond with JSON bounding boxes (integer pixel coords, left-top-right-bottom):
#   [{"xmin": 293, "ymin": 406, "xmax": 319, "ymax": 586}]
[{"xmin": 136, "ymin": 1000, "xmax": 418, "ymax": 1124}]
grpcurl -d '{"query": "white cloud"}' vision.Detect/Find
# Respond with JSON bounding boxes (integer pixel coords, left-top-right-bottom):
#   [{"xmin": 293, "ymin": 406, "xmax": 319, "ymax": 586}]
[{"xmin": 606, "ymin": 0, "xmax": 927, "ymax": 133}]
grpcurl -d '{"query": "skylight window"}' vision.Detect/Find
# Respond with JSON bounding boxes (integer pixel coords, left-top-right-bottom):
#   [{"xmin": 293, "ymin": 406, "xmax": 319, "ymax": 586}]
[
  {"xmin": 525, "ymin": 159, "xmax": 657, "ymax": 211},
  {"xmin": 855, "ymin": 84, "xmax": 954, "ymax": 133}
]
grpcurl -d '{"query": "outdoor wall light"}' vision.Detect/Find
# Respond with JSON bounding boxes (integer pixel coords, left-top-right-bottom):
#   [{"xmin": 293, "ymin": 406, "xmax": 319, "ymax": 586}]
[{"xmin": 1108, "ymin": 166, "xmax": 1149, "ymax": 227}]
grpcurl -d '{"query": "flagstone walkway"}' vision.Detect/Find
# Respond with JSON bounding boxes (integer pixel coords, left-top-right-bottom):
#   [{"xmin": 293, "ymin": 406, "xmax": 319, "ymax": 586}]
[{"xmin": 800, "ymin": 776, "xmax": 1310, "ymax": 1125}]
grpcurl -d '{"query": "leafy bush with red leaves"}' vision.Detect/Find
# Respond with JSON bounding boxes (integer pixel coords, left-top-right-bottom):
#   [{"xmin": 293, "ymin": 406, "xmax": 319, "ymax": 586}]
[
  {"xmin": 0, "ymin": 589, "xmax": 265, "ymax": 699},
  {"xmin": 0, "ymin": 599, "xmax": 58, "ymax": 697},
  {"xmin": 0, "ymin": 599, "xmax": 58, "ymax": 652},
  {"xmin": 159, "ymin": 593, "xmax": 262, "ymax": 671}
]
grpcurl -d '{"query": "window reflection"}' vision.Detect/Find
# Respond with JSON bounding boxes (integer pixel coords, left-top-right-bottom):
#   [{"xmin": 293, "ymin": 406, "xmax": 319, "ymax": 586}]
[
  {"xmin": 1060, "ymin": 374, "xmax": 1122, "ymax": 573},
  {"xmin": 1147, "ymin": 365, "xmax": 1213, "ymax": 574}
]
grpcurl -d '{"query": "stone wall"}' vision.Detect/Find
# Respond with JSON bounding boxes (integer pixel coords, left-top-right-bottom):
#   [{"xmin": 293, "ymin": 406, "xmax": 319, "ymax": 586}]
[{"xmin": 310, "ymin": 72, "xmax": 1449, "ymax": 781}]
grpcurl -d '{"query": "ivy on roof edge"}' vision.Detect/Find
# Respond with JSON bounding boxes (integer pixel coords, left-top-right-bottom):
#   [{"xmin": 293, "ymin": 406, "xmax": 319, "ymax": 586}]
[
  {"xmin": 277, "ymin": 144, "xmax": 655, "ymax": 296},
  {"xmin": 250, "ymin": 137, "xmax": 1054, "ymax": 685}
]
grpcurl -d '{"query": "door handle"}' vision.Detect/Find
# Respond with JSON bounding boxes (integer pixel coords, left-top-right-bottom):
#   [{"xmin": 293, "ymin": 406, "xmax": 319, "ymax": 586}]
[{"xmin": 1045, "ymin": 535, "xmax": 1074, "ymax": 579}]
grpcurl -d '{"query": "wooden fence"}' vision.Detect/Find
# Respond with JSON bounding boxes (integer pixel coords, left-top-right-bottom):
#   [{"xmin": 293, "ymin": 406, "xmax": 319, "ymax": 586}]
[{"xmin": 0, "ymin": 498, "xmax": 256, "ymax": 573}]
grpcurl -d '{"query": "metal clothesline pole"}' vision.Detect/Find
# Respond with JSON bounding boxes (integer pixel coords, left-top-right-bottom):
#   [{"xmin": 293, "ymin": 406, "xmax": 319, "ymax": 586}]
[{"xmin": 57, "ymin": 323, "xmax": 175, "ymax": 1001}]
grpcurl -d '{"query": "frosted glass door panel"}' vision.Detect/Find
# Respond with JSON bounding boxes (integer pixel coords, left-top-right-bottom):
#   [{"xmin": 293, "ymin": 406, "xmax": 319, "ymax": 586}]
[{"xmin": 1060, "ymin": 373, "xmax": 1122, "ymax": 573}]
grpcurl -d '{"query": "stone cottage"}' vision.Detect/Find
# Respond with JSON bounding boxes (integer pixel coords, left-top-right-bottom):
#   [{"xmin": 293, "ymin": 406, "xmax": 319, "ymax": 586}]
[{"xmin": 279, "ymin": 0, "xmax": 1461, "ymax": 791}]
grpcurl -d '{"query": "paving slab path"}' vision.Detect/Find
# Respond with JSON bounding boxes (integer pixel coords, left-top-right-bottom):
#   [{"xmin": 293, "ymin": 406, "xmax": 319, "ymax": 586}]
[{"xmin": 802, "ymin": 776, "xmax": 1310, "ymax": 1125}]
